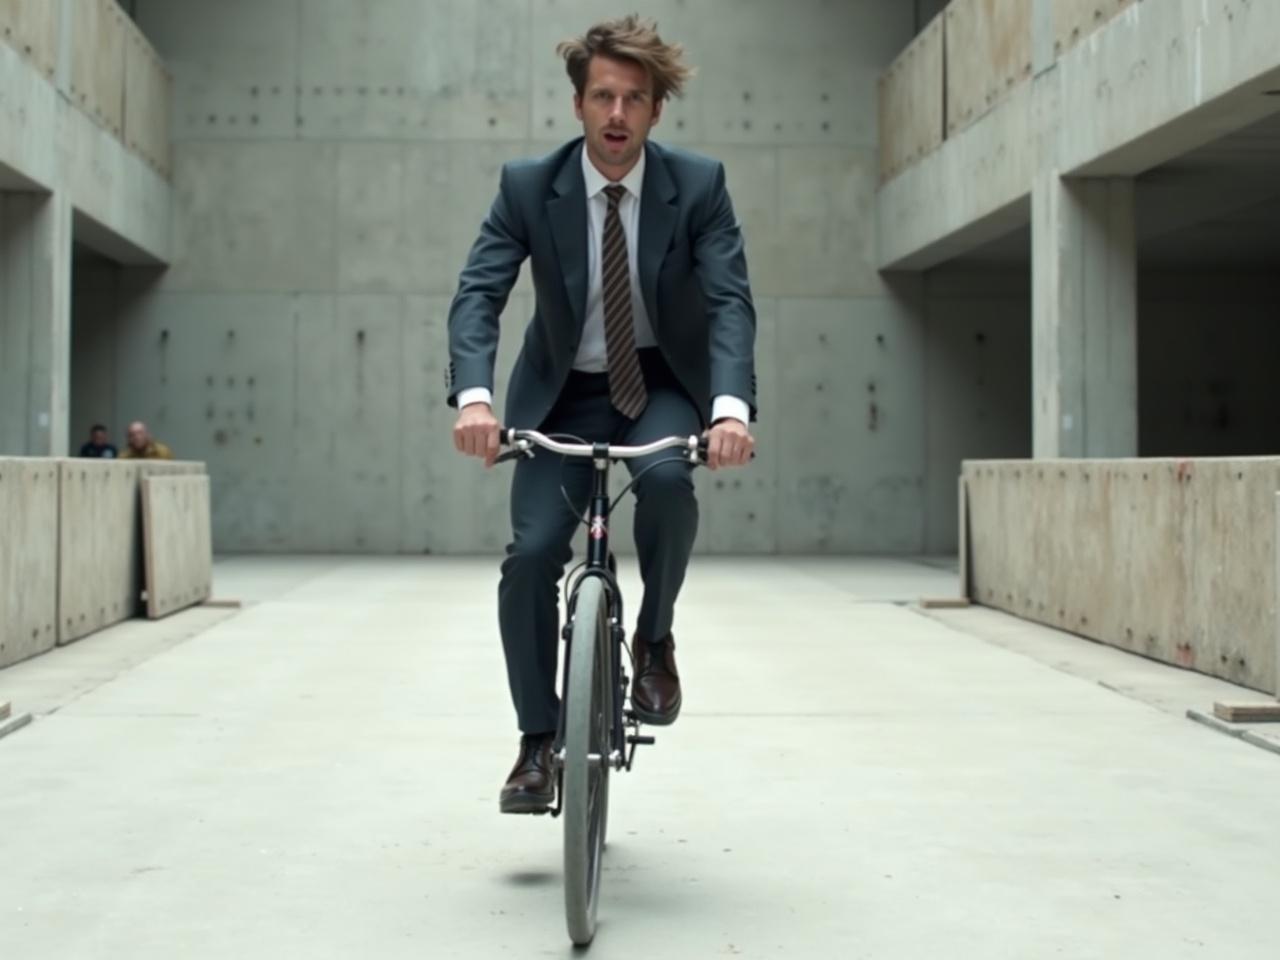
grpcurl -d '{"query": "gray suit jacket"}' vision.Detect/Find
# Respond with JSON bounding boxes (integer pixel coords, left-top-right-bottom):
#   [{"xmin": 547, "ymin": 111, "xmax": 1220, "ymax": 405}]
[{"xmin": 445, "ymin": 138, "xmax": 757, "ymax": 429}]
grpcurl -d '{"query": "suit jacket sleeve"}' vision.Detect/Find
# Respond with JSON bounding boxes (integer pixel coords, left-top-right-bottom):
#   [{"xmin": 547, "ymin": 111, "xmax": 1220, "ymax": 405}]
[
  {"xmin": 694, "ymin": 163, "xmax": 758, "ymax": 418},
  {"xmin": 445, "ymin": 164, "xmax": 529, "ymax": 406}
]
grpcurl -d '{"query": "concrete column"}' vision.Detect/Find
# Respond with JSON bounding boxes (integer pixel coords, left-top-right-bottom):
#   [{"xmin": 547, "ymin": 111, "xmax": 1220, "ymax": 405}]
[
  {"xmin": 0, "ymin": 191, "xmax": 73, "ymax": 456},
  {"xmin": 1031, "ymin": 172, "xmax": 1137, "ymax": 458}
]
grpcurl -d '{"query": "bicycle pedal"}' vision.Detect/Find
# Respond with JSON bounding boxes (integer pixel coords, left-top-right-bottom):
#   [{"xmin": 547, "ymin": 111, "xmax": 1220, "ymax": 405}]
[{"xmin": 627, "ymin": 734, "xmax": 655, "ymax": 746}]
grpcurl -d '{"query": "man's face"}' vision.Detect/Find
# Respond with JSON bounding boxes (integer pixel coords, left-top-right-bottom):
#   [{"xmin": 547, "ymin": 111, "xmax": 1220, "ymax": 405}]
[
  {"xmin": 127, "ymin": 423, "xmax": 148, "ymax": 451},
  {"xmin": 91, "ymin": 429, "xmax": 108, "ymax": 446},
  {"xmin": 574, "ymin": 54, "xmax": 663, "ymax": 178}
]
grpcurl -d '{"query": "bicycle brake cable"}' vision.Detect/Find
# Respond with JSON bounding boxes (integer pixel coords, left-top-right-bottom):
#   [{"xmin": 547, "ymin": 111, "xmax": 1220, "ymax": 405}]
[{"xmin": 607, "ymin": 455, "xmax": 696, "ymax": 514}]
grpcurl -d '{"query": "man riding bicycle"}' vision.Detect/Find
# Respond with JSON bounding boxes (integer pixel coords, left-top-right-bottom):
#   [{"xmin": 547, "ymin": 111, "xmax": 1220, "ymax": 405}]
[{"xmin": 446, "ymin": 15, "xmax": 758, "ymax": 814}]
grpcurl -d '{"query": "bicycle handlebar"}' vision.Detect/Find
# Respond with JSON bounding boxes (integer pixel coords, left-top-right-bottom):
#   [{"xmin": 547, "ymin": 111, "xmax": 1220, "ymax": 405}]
[{"xmin": 498, "ymin": 428, "xmax": 705, "ymax": 463}]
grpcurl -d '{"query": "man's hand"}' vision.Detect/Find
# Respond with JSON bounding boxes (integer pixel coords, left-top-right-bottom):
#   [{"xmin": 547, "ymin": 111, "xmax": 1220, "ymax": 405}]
[
  {"xmin": 454, "ymin": 402, "xmax": 501, "ymax": 468},
  {"xmin": 703, "ymin": 418, "xmax": 754, "ymax": 470}
]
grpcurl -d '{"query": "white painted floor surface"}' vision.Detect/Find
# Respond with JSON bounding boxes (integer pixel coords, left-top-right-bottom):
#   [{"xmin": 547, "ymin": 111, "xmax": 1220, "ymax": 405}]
[{"xmin": 1, "ymin": 556, "xmax": 1277, "ymax": 958}]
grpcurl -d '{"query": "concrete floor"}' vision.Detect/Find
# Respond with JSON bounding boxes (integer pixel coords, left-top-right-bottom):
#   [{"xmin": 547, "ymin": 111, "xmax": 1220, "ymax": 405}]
[{"xmin": 1, "ymin": 556, "xmax": 1277, "ymax": 958}]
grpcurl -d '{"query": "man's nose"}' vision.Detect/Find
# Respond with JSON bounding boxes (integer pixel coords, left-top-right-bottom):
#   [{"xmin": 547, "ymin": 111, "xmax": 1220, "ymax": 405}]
[{"xmin": 608, "ymin": 97, "xmax": 626, "ymax": 118}]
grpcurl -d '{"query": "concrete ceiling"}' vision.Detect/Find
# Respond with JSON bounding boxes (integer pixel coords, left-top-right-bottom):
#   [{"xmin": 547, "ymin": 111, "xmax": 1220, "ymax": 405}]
[{"xmin": 947, "ymin": 109, "xmax": 1280, "ymax": 268}]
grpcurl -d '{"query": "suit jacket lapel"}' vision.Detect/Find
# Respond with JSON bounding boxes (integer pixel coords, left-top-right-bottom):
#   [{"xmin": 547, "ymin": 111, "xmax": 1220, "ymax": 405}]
[
  {"xmin": 546, "ymin": 142, "xmax": 588, "ymax": 336},
  {"xmin": 639, "ymin": 143, "xmax": 678, "ymax": 332}
]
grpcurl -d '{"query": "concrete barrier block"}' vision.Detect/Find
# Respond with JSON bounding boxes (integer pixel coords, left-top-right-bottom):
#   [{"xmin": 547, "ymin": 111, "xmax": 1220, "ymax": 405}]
[
  {"xmin": 58, "ymin": 459, "xmax": 144, "ymax": 645},
  {"xmin": 58, "ymin": 459, "xmax": 205, "ymax": 644},
  {"xmin": 0, "ymin": 458, "xmax": 59, "ymax": 669},
  {"xmin": 142, "ymin": 475, "xmax": 212, "ymax": 619},
  {"xmin": 966, "ymin": 458, "xmax": 1280, "ymax": 693}
]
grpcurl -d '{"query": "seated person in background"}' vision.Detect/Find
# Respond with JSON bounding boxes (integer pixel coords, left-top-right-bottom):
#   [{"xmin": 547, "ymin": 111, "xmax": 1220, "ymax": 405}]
[
  {"xmin": 119, "ymin": 420, "xmax": 174, "ymax": 460},
  {"xmin": 78, "ymin": 424, "xmax": 118, "ymax": 458}
]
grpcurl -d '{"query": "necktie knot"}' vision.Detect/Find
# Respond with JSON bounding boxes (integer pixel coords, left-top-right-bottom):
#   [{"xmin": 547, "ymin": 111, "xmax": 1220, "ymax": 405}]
[{"xmin": 604, "ymin": 184, "xmax": 626, "ymax": 207}]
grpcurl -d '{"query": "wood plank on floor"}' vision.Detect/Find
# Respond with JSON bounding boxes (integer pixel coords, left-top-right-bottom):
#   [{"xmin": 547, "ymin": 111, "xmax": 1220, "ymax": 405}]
[{"xmin": 1213, "ymin": 702, "xmax": 1280, "ymax": 723}]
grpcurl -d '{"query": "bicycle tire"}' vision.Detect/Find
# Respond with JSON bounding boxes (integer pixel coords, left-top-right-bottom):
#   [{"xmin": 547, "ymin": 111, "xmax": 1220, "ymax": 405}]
[{"xmin": 562, "ymin": 574, "xmax": 612, "ymax": 946}]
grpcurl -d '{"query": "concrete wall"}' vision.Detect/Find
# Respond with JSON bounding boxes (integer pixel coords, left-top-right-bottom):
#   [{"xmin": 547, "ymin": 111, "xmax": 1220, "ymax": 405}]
[
  {"xmin": 108, "ymin": 0, "xmax": 955, "ymax": 554},
  {"xmin": 923, "ymin": 265, "xmax": 1033, "ymax": 553},
  {"xmin": 0, "ymin": 192, "xmax": 68, "ymax": 455},
  {"xmin": 69, "ymin": 248, "xmax": 123, "ymax": 449},
  {"xmin": 0, "ymin": 0, "xmax": 171, "ymax": 458},
  {"xmin": 897, "ymin": 259, "xmax": 1279, "ymax": 553},
  {"xmin": 879, "ymin": 0, "xmax": 1280, "ymax": 270},
  {"xmin": 1139, "ymin": 269, "xmax": 1280, "ymax": 458}
]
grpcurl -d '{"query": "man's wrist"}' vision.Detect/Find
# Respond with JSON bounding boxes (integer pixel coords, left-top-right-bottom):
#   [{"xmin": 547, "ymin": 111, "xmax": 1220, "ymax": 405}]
[
  {"xmin": 457, "ymin": 386, "xmax": 493, "ymax": 410},
  {"xmin": 710, "ymin": 394, "xmax": 750, "ymax": 426}
]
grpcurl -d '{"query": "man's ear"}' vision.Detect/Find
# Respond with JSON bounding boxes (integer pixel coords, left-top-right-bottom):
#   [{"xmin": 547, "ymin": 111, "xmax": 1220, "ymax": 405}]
[
  {"xmin": 650, "ymin": 97, "xmax": 664, "ymax": 128},
  {"xmin": 573, "ymin": 94, "xmax": 583, "ymax": 123}
]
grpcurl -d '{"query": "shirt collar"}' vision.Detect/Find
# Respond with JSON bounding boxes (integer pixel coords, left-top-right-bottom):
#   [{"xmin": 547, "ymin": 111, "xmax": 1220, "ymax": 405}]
[{"xmin": 581, "ymin": 142, "xmax": 645, "ymax": 201}]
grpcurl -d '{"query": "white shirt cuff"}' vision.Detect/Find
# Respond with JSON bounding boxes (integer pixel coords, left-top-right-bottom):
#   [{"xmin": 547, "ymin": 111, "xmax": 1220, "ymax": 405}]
[
  {"xmin": 711, "ymin": 395, "xmax": 750, "ymax": 426},
  {"xmin": 456, "ymin": 387, "xmax": 493, "ymax": 410}
]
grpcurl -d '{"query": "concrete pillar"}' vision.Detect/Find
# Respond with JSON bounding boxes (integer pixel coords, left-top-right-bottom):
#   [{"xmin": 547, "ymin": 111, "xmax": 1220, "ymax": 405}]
[
  {"xmin": 0, "ymin": 191, "xmax": 73, "ymax": 456},
  {"xmin": 1031, "ymin": 172, "xmax": 1137, "ymax": 458}
]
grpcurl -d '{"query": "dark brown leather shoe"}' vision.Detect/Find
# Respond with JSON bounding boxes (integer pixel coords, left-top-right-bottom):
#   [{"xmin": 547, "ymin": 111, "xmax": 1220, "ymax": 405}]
[
  {"xmin": 631, "ymin": 633, "xmax": 682, "ymax": 726},
  {"xmin": 499, "ymin": 733, "xmax": 556, "ymax": 814}
]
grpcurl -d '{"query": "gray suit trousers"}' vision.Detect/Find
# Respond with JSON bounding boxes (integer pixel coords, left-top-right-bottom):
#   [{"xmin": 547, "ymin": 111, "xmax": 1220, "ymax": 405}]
[{"xmin": 498, "ymin": 350, "xmax": 700, "ymax": 734}]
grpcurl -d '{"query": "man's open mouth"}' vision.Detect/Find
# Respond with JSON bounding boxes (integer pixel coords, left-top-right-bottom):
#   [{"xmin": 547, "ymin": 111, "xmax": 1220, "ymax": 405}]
[{"xmin": 603, "ymin": 130, "xmax": 628, "ymax": 144}]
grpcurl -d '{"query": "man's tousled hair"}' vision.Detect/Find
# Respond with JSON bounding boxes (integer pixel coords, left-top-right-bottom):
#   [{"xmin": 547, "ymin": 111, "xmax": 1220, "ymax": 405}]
[{"xmin": 556, "ymin": 14, "xmax": 694, "ymax": 103}]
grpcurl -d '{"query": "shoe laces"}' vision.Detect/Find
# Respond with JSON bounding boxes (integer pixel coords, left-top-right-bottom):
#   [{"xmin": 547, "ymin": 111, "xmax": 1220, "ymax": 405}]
[{"xmin": 518, "ymin": 732, "xmax": 553, "ymax": 765}]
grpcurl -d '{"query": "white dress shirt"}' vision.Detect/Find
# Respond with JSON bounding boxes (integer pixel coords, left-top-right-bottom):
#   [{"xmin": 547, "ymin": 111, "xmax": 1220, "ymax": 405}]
[{"xmin": 457, "ymin": 146, "xmax": 749, "ymax": 425}]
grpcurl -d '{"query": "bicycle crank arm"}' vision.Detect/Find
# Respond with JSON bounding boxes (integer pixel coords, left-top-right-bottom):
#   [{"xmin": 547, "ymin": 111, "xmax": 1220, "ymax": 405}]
[{"xmin": 622, "ymin": 733, "xmax": 656, "ymax": 771}]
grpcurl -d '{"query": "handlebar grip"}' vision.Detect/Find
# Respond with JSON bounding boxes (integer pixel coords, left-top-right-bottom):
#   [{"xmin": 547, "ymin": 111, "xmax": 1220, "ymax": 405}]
[{"xmin": 694, "ymin": 434, "xmax": 757, "ymax": 464}]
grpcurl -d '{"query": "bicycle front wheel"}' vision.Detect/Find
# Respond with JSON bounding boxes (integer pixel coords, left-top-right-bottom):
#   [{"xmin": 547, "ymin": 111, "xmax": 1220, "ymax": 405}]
[{"xmin": 562, "ymin": 574, "xmax": 613, "ymax": 946}]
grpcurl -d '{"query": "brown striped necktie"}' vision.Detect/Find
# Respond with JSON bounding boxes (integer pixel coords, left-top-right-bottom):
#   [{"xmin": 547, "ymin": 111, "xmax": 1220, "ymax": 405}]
[{"xmin": 601, "ymin": 184, "xmax": 648, "ymax": 420}]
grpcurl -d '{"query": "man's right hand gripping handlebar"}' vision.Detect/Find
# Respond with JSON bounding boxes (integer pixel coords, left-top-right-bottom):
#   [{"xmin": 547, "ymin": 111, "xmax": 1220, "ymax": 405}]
[{"xmin": 453, "ymin": 402, "xmax": 502, "ymax": 468}]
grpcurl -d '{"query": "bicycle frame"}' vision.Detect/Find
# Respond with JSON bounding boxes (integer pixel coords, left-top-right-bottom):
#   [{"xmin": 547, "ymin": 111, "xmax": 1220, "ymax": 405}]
[{"xmin": 552, "ymin": 444, "xmax": 619, "ymax": 771}]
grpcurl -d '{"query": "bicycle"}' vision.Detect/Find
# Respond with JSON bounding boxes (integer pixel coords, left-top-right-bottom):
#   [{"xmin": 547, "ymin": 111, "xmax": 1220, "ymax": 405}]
[{"xmin": 495, "ymin": 427, "xmax": 710, "ymax": 946}]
